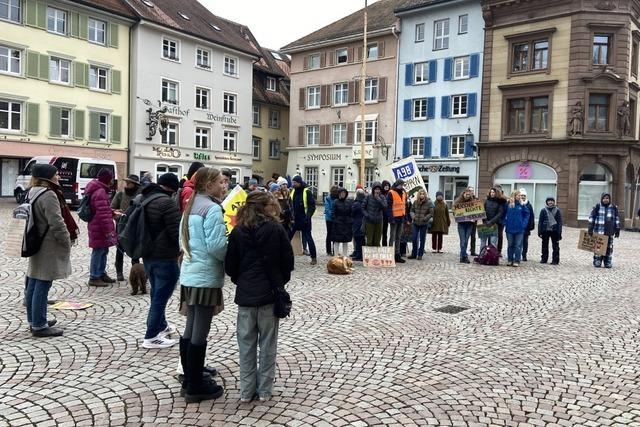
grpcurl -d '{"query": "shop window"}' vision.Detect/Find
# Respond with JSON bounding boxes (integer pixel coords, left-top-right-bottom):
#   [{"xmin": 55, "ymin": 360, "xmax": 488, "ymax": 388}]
[
  {"xmin": 494, "ymin": 161, "xmax": 557, "ymax": 213},
  {"xmin": 578, "ymin": 163, "xmax": 612, "ymax": 219}
]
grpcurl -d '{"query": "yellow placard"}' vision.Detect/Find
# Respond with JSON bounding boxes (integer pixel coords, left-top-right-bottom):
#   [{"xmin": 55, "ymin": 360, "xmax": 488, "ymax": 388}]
[
  {"xmin": 222, "ymin": 185, "xmax": 247, "ymax": 235},
  {"xmin": 453, "ymin": 200, "xmax": 486, "ymax": 222}
]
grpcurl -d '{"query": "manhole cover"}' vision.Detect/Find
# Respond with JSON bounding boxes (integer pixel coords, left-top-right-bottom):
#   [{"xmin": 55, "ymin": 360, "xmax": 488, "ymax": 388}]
[{"xmin": 434, "ymin": 305, "xmax": 469, "ymax": 314}]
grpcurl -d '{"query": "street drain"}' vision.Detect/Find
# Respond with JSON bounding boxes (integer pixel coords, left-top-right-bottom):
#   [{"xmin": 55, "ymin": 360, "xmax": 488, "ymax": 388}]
[{"xmin": 434, "ymin": 305, "xmax": 469, "ymax": 314}]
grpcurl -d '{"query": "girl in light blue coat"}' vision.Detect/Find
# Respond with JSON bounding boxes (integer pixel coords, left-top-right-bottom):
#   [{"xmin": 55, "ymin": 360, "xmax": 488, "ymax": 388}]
[{"xmin": 178, "ymin": 167, "xmax": 229, "ymax": 404}]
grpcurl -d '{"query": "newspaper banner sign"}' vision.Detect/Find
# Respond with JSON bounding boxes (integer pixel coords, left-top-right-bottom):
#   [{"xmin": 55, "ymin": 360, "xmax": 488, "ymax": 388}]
[
  {"xmin": 453, "ymin": 200, "xmax": 486, "ymax": 222},
  {"xmin": 363, "ymin": 246, "xmax": 396, "ymax": 268},
  {"xmin": 577, "ymin": 230, "xmax": 609, "ymax": 256},
  {"xmin": 389, "ymin": 157, "xmax": 426, "ymax": 197}
]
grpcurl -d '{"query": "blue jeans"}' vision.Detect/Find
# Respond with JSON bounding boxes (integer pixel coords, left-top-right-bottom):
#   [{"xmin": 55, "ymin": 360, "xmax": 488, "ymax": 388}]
[
  {"xmin": 290, "ymin": 222, "xmax": 316, "ymax": 259},
  {"xmin": 457, "ymin": 222, "xmax": 474, "ymax": 260},
  {"xmin": 506, "ymin": 232, "xmax": 524, "ymax": 263},
  {"xmin": 411, "ymin": 224, "xmax": 428, "ymax": 257},
  {"xmin": 237, "ymin": 304, "xmax": 279, "ymax": 400},
  {"xmin": 143, "ymin": 259, "xmax": 179, "ymax": 339},
  {"xmin": 25, "ymin": 278, "xmax": 52, "ymax": 330},
  {"xmin": 90, "ymin": 247, "xmax": 109, "ymax": 279}
]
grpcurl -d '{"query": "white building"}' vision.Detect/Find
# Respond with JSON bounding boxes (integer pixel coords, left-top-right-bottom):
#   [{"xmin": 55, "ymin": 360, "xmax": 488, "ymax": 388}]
[
  {"xmin": 395, "ymin": 0, "xmax": 483, "ymax": 204},
  {"xmin": 126, "ymin": 0, "xmax": 259, "ymax": 184}
]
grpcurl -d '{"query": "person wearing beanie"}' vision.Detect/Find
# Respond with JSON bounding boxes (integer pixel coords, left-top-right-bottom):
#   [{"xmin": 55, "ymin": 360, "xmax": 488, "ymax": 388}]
[
  {"xmin": 85, "ymin": 168, "xmax": 117, "ymax": 287},
  {"xmin": 289, "ymin": 175, "xmax": 317, "ymax": 265},
  {"xmin": 430, "ymin": 191, "xmax": 450, "ymax": 253},
  {"xmin": 268, "ymin": 182, "xmax": 280, "ymax": 193},
  {"xmin": 588, "ymin": 192, "xmax": 620, "ymax": 268},
  {"xmin": 538, "ymin": 196, "xmax": 562, "ymax": 264},
  {"xmin": 331, "ymin": 188, "xmax": 353, "ymax": 257},
  {"xmin": 408, "ymin": 189, "xmax": 434, "ymax": 260},
  {"xmin": 111, "ymin": 174, "xmax": 142, "ymax": 281},
  {"xmin": 380, "ymin": 180, "xmax": 392, "ymax": 246},
  {"xmin": 504, "ymin": 190, "xmax": 530, "ymax": 267},
  {"xmin": 481, "ymin": 187, "xmax": 505, "ymax": 251},
  {"xmin": 519, "ymin": 188, "xmax": 536, "ymax": 261},
  {"xmin": 246, "ymin": 178, "xmax": 259, "ymax": 193},
  {"xmin": 324, "ymin": 186, "xmax": 339, "ymax": 256},
  {"xmin": 351, "ymin": 188, "xmax": 366, "ymax": 261},
  {"xmin": 362, "ymin": 182, "xmax": 387, "ymax": 246},
  {"xmin": 494, "ymin": 184, "xmax": 508, "ymax": 256},
  {"xmin": 386, "ymin": 179, "xmax": 408, "ymax": 263},
  {"xmin": 276, "ymin": 176, "xmax": 288, "ymax": 187}
]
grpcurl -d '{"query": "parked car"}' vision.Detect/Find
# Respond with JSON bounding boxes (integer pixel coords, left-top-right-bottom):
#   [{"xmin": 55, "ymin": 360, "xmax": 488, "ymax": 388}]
[{"xmin": 14, "ymin": 156, "xmax": 118, "ymax": 205}]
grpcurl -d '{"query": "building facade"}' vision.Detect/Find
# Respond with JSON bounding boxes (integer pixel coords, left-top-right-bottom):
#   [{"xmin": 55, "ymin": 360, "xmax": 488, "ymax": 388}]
[
  {"xmin": 126, "ymin": 0, "xmax": 259, "ymax": 185},
  {"xmin": 0, "ymin": 0, "xmax": 134, "ymax": 197},
  {"xmin": 282, "ymin": 0, "xmax": 400, "ymax": 200},
  {"xmin": 251, "ymin": 47, "xmax": 290, "ymax": 183},
  {"xmin": 480, "ymin": 0, "xmax": 640, "ymax": 226},
  {"xmin": 395, "ymin": 0, "xmax": 483, "ymax": 205}
]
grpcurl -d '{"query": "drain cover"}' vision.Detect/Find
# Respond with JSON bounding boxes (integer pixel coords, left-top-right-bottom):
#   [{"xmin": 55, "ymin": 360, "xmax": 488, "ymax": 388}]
[{"xmin": 434, "ymin": 305, "xmax": 469, "ymax": 314}]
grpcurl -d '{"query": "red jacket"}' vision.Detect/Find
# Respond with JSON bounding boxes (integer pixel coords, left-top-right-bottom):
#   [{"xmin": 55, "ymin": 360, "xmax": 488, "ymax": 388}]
[
  {"xmin": 180, "ymin": 178, "xmax": 195, "ymax": 211},
  {"xmin": 85, "ymin": 179, "xmax": 116, "ymax": 249}
]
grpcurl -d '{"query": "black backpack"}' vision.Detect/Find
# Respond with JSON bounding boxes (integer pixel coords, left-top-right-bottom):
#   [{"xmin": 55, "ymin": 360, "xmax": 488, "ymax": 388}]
[
  {"xmin": 117, "ymin": 193, "xmax": 165, "ymax": 259},
  {"xmin": 13, "ymin": 188, "xmax": 50, "ymax": 257},
  {"xmin": 77, "ymin": 193, "xmax": 93, "ymax": 222}
]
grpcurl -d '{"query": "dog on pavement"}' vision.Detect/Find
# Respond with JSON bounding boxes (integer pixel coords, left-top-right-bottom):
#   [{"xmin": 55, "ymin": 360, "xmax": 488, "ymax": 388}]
[
  {"xmin": 129, "ymin": 263, "xmax": 147, "ymax": 295},
  {"xmin": 327, "ymin": 256, "xmax": 354, "ymax": 275}
]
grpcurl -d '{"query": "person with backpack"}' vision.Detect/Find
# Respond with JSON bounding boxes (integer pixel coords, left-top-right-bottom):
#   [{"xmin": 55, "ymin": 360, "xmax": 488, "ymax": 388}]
[
  {"xmin": 351, "ymin": 188, "xmax": 366, "ymax": 261},
  {"xmin": 112, "ymin": 174, "xmax": 141, "ymax": 282},
  {"xmin": 139, "ymin": 172, "xmax": 182, "ymax": 349},
  {"xmin": 289, "ymin": 175, "xmax": 317, "ymax": 265},
  {"xmin": 481, "ymin": 187, "xmax": 505, "ymax": 251},
  {"xmin": 331, "ymin": 187, "xmax": 353, "ymax": 257},
  {"xmin": 588, "ymin": 192, "xmax": 620, "ymax": 268},
  {"xmin": 85, "ymin": 168, "xmax": 117, "ymax": 287},
  {"xmin": 408, "ymin": 189, "xmax": 433, "ymax": 260},
  {"xmin": 454, "ymin": 189, "xmax": 476, "ymax": 264},
  {"xmin": 430, "ymin": 191, "xmax": 450, "ymax": 253},
  {"xmin": 178, "ymin": 167, "xmax": 228, "ymax": 403},
  {"xmin": 519, "ymin": 189, "xmax": 536, "ymax": 261},
  {"xmin": 504, "ymin": 190, "xmax": 530, "ymax": 267},
  {"xmin": 179, "ymin": 162, "xmax": 205, "ymax": 212},
  {"xmin": 538, "ymin": 196, "xmax": 562, "ymax": 265},
  {"xmin": 225, "ymin": 191, "xmax": 294, "ymax": 403},
  {"xmin": 324, "ymin": 186, "xmax": 339, "ymax": 256},
  {"xmin": 362, "ymin": 182, "xmax": 387, "ymax": 247},
  {"xmin": 23, "ymin": 164, "xmax": 76, "ymax": 337}
]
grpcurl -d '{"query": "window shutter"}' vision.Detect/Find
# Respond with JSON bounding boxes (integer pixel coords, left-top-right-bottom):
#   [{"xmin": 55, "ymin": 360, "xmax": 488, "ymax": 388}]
[
  {"xmin": 347, "ymin": 122, "xmax": 354, "ymax": 145},
  {"xmin": 299, "ymin": 88, "xmax": 305, "ymax": 110},
  {"xmin": 379, "ymin": 41, "xmax": 385, "ymax": 58},
  {"xmin": 427, "ymin": 97, "xmax": 435, "ymax": 119},
  {"xmin": 26, "ymin": 103, "xmax": 39, "ymax": 135},
  {"xmin": 357, "ymin": 46, "xmax": 363, "ymax": 61},
  {"xmin": 440, "ymin": 136, "xmax": 450, "ymax": 157},
  {"xmin": 109, "ymin": 23, "xmax": 119, "ymax": 48},
  {"xmin": 428, "ymin": 60, "xmax": 437, "ymax": 82},
  {"xmin": 444, "ymin": 58, "xmax": 452, "ymax": 81},
  {"xmin": 402, "ymin": 138, "xmax": 410, "ymax": 158},
  {"xmin": 75, "ymin": 62, "xmax": 87, "ymax": 87},
  {"xmin": 26, "ymin": 51, "xmax": 39, "ymax": 78},
  {"xmin": 74, "ymin": 110, "xmax": 84, "ymax": 139},
  {"xmin": 36, "ymin": 0, "xmax": 46, "ymax": 28},
  {"xmin": 111, "ymin": 69, "xmax": 121, "ymax": 94},
  {"xmin": 403, "ymin": 99, "xmax": 412, "ymax": 121},
  {"xmin": 467, "ymin": 93, "xmax": 477, "ymax": 117},
  {"xmin": 49, "ymin": 106, "xmax": 61, "ymax": 137},
  {"xmin": 464, "ymin": 134, "xmax": 474, "ymax": 157},
  {"xmin": 405, "ymin": 63, "xmax": 414, "ymax": 86},
  {"xmin": 378, "ymin": 77, "xmax": 387, "ymax": 101},
  {"xmin": 25, "ymin": 0, "xmax": 37, "ymax": 27},
  {"xmin": 303, "ymin": 55, "xmax": 309, "ymax": 71},
  {"xmin": 320, "ymin": 85, "xmax": 329, "ymax": 107},
  {"xmin": 328, "ymin": 51, "xmax": 335, "ymax": 66},
  {"xmin": 348, "ymin": 81, "xmax": 355, "ymax": 103},
  {"xmin": 320, "ymin": 52, "xmax": 326, "ymax": 68},
  {"xmin": 441, "ymin": 96, "xmax": 450, "ymax": 118},
  {"xmin": 79, "ymin": 14, "xmax": 88, "ymax": 39},
  {"xmin": 424, "ymin": 137, "xmax": 432, "ymax": 158},
  {"xmin": 297, "ymin": 126, "xmax": 304, "ymax": 146},
  {"xmin": 38, "ymin": 54, "xmax": 49, "ymax": 80},
  {"xmin": 347, "ymin": 47, "xmax": 354, "ymax": 63},
  {"xmin": 89, "ymin": 112, "xmax": 100, "ymax": 141},
  {"xmin": 111, "ymin": 115, "xmax": 121, "ymax": 143},
  {"xmin": 354, "ymin": 80, "xmax": 360, "ymax": 103},
  {"xmin": 320, "ymin": 124, "xmax": 329, "ymax": 146},
  {"xmin": 470, "ymin": 53, "xmax": 480, "ymax": 78}
]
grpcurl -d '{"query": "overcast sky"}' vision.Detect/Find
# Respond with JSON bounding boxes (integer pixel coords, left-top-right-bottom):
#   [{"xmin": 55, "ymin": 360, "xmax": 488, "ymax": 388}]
[{"xmin": 199, "ymin": 0, "xmax": 379, "ymax": 50}]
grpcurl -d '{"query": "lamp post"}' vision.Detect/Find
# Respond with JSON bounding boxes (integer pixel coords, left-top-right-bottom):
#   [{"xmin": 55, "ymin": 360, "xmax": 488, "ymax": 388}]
[{"xmin": 359, "ymin": 0, "xmax": 368, "ymax": 188}]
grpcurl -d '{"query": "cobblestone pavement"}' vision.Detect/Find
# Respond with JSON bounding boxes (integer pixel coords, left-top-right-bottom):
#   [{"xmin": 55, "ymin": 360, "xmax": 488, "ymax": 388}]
[{"xmin": 0, "ymin": 199, "xmax": 639, "ymax": 426}]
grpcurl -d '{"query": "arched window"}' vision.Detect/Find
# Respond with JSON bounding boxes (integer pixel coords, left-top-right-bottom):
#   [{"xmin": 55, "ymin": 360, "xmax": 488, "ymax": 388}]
[
  {"xmin": 493, "ymin": 161, "xmax": 557, "ymax": 213},
  {"xmin": 578, "ymin": 163, "xmax": 612, "ymax": 219}
]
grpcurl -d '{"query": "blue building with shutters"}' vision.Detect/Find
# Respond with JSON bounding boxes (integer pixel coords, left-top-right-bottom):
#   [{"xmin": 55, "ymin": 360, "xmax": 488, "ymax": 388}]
[{"xmin": 395, "ymin": 0, "xmax": 483, "ymax": 204}]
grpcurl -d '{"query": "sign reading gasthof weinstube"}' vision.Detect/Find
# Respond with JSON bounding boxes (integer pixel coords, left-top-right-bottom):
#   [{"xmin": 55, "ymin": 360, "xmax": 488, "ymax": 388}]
[{"xmin": 453, "ymin": 200, "xmax": 486, "ymax": 222}]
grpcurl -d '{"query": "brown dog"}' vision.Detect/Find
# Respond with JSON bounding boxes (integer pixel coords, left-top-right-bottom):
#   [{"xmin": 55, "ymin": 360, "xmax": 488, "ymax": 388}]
[
  {"xmin": 327, "ymin": 256, "xmax": 354, "ymax": 275},
  {"xmin": 129, "ymin": 263, "xmax": 147, "ymax": 295}
]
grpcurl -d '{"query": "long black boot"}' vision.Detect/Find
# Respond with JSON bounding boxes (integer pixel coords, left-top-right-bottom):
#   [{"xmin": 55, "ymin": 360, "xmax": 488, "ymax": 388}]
[
  {"xmin": 179, "ymin": 338, "xmax": 189, "ymax": 396},
  {"xmin": 185, "ymin": 343, "xmax": 224, "ymax": 403}
]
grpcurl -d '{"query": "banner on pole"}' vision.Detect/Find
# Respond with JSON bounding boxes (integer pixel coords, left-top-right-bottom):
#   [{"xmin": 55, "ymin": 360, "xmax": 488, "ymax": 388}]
[
  {"xmin": 389, "ymin": 157, "xmax": 426, "ymax": 197},
  {"xmin": 222, "ymin": 185, "xmax": 247, "ymax": 235},
  {"xmin": 453, "ymin": 200, "xmax": 486, "ymax": 222}
]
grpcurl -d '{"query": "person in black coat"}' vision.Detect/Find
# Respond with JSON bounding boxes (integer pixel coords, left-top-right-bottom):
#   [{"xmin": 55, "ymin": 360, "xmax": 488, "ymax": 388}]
[
  {"xmin": 481, "ymin": 187, "xmax": 505, "ymax": 251},
  {"xmin": 351, "ymin": 188, "xmax": 366, "ymax": 261},
  {"xmin": 225, "ymin": 192, "xmax": 294, "ymax": 403},
  {"xmin": 331, "ymin": 187, "xmax": 353, "ymax": 256},
  {"xmin": 519, "ymin": 189, "xmax": 536, "ymax": 261},
  {"xmin": 538, "ymin": 196, "xmax": 562, "ymax": 264},
  {"xmin": 381, "ymin": 180, "xmax": 391, "ymax": 246}
]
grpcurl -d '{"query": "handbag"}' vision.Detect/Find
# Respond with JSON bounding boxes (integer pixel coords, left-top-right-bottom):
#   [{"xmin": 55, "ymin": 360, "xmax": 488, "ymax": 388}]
[{"xmin": 251, "ymin": 230, "xmax": 292, "ymax": 318}]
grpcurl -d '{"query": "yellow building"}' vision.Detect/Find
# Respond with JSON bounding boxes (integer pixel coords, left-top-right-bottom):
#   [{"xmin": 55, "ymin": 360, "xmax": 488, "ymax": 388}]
[{"xmin": 0, "ymin": 0, "xmax": 135, "ymax": 197}]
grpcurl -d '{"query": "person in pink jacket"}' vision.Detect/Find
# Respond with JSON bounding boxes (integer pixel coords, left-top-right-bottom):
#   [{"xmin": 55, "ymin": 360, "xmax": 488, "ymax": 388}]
[{"xmin": 85, "ymin": 168, "xmax": 117, "ymax": 287}]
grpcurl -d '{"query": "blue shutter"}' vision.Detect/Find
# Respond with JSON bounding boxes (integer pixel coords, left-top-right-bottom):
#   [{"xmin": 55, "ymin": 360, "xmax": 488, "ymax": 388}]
[
  {"xmin": 405, "ymin": 63, "xmax": 414, "ymax": 86},
  {"xmin": 470, "ymin": 53, "xmax": 480, "ymax": 78},
  {"xmin": 423, "ymin": 137, "xmax": 432, "ymax": 158},
  {"xmin": 464, "ymin": 133, "xmax": 475, "ymax": 157},
  {"xmin": 402, "ymin": 137, "xmax": 411, "ymax": 158},
  {"xmin": 467, "ymin": 93, "xmax": 477, "ymax": 117},
  {"xmin": 427, "ymin": 97, "xmax": 435, "ymax": 119},
  {"xmin": 444, "ymin": 58, "xmax": 452, "ymax": 81},
  {"xmin": 428, "ymin": 60, "xmax": 437, "ymax": 82},
  {"xmin": 441, "ymin": 96, "xmax": 450, "ymax": 118},
  {"xmin": 403, "ymin": 99, "xmax": 412, "ymax": 121},
  {"xmin": 440, "ymin": 136, "xmax": 449, "ymax": 158}
]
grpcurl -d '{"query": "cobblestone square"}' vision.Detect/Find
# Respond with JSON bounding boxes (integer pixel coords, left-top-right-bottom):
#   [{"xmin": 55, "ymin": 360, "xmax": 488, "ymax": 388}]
[{"xmin": 1, "ymin": 202, "xmax": 639, "ymax": 426}]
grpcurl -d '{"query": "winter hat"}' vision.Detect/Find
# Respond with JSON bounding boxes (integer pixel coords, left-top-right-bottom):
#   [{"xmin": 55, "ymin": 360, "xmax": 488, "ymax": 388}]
[
  {"xmin": 545, "ymin": 196, "xmax": 555, "ymax": 204},
  {"xmin": 393, "ymin": 179, "xmax": 404, "ymax": 188},
  {"xmin": 157, "ymin": 172, "xmax": 180, "ymax": 192},
  {"xmin": 519, "ymin": 188, "xmax": 527, "ymax": 197},
  {"xmin": 356, "ymin": 184, "xmax": 363, "ymax": 190},
  {"xmin": 601, "ymin": 192, "xmax": 611, "ymax": 205},
  {"xmin": 269, "ymin": 183, "xmax": 280, "ymax": 193},
  {"xmin": 97, "ymin": 168, "xmax": 113, "ymax": 185},
  {"xmin": 338, "ymin": 187, "xmax": 348, "ymax": 198},
  {"xmin": 32, "ymin": 163, "xmax": 58, "ymax": 180},
  {"xmin": 248, "ymin": 178, "xmax": 258, "ymax": 186},
  {"xmin": 124, "ymin": 174, "xmax": 141, "ymax": 186},
  {"xmin": 276, "ymin": 176, "xmax": 288, "ymax": 186},
  {"xmin": 356, "ymin": 188, "xmax": 366, "ymax": 201},
  {"xmin": 292, "ymin": 175, "xmax": 304, "ymax": 184},
  {"xmin": 187, "ymin": 162, "xmax": 205, "ymax": 180},
  {"xmin": 436, "ymin": 191, "xmax": 444, "ymax": 198}
]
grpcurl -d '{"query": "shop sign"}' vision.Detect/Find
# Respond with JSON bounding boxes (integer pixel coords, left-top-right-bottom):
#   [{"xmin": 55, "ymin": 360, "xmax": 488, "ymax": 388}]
[
  {"xmin": 389, "ymin": 156, "xmax": 426, "ymax": 196},
  {"xmin": 140, "ymin": 98, "xmax": 190, "ymax": 117},
  {"xmin": 193, "ymin": 152, "xmax": 211, "ymax": 161},
  {"xmin": 304, "ymin": 153, "xmax": 342, "ymax": 161},
  {"xmin": 516, "ymin": 162, "xmax": 532, "ymax": 179},
  {"xmin": 206, "ymin": 113, "xmax": 238, "ymax": 124},
  {"xmin": 418, "ymin": 164, "xmax": 461, "ymax": 174},
  {"xmin": 352, "ymin": 146, "xmax": 374, "ymax": 160},
  {"xmin": 153, "ymin": 146, "xmax": 181, "ymax": 159},
  {"xmin": 215, "ymin": 154, "xmax": 242, "ymax": 162}
]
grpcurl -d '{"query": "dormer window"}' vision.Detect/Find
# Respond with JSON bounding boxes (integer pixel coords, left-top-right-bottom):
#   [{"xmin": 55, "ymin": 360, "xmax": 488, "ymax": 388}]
[
  {"xmin": 266, "ymin": 76, "xmax": 277, "ymax": 91},
  {"xmin": 178, "ymin": 12, "xmax": 189, "ymax": 20}
]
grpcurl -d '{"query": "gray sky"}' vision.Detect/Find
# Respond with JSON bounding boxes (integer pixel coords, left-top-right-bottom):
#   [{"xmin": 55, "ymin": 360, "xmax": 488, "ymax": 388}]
[{"xmin": 199, "ymin": 0, "xmax": 379, "ymax": 50}]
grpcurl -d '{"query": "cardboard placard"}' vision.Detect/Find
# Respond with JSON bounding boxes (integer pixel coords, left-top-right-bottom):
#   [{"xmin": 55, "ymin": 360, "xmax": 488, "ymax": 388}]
[
  {"xmin": 577, "ymin": 230, "xmax": 609, "ymax": 256},
  {"xmin": 291, "ymin": 231, "xmax": 304, "ymax": 256},
  {"xmin": 477, "ymin": 223, "xmax": 498, "ymax": 238},
  {"xmin": 363, "ymin": 246, "xmax": 396, "ymax": 268},
  {"xmin": 453, "ymin": 200, "xmax": 487, "ymax": 223}
]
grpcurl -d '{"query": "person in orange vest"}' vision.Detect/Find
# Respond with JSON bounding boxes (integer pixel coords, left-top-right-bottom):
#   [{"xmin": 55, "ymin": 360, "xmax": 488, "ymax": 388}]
[{"xmin": 386, "ymin": 179, "xmax": 409, "ymax": 263}]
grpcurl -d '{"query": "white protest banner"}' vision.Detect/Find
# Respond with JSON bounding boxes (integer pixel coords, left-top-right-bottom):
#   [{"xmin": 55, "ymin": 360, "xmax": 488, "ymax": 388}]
[
  {"xmin": 363, "ymin": 246, "xmax": 396, "ymax": 268},
  {"xmin": 389, "ymin": 156, "xmax": 426, "ymax": 197}
]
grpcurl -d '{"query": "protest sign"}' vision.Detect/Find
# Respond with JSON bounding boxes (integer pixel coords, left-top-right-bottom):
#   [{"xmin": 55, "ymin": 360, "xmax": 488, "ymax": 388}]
[
  {"xmin": 222, "ymin": 184, "xmax": 247, "ymax": 235},
  {"xmin": 291, "ymin": 231, "xmax": 304, "ymax": 256},
  {"xmin": 363, "ymin": 246, "xmax": 396, "ymax": 268},
  {"xmin": 389, "ymin": 157, "xmax": 426, "ymax": 197},
  {"xmin": 453, "ymin": 200, "xmax": 486, "ymax": 222},
  {"xmin": 477, "ymin": 223, "xmax": 497, "ymax": 238},
  {"xmin": 51, "ymin": 301, "xmax": 94, "ymax": 310},
  {"xmin": 577, "ymin": 230, "xmax": 609, "ymax": 256}
]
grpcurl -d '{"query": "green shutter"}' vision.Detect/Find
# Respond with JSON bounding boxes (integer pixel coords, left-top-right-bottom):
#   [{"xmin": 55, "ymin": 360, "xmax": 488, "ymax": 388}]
[
  {"xmin": 36, "ymin": 1, "xmax": 46, "ymax": 29},
  {"xmin": 111, "ymin": 115, "xmax": 121, "ymax": 143},
  {"xmin": 109, "ymin": 23, "xmax": 119, "ymax": 48},
  {"xmin": 25, "ymin": 0, "xmax": 37, "ymax": 26},
  {"xmin": 26, "ymin": 51, "xmax": 40, "ymax": 78},
  {"xmin": 39, "ymin": 54, "xmax": 49, "ymax": 81},
  {"xmin": 74, "ymin": 110, "xmax": 84, "ymax": 139},
  {"xmin": 49, "ymin": 106, "xmax": 61, "ymax": 137},
  {"xmin": 26, "ymin": 103, "xmax": 39, "ymax": 135},
  {"xmin": 79, "ymin": 14, "xmax": 88, "ymax": 39},
  {"xmin": 74, "ymin": 62, "xmax": 86, "ymax": 87},
  {"xmin": 111, "ymin": 69, "xmax": 121, "ymax": 94},
  {"xmin": 70, "ymin": 12, "xmax": 79, "ymax": 37},
  {"xmin": 89, "ymin": 112, "xmax": 99, "ymax": 141}
]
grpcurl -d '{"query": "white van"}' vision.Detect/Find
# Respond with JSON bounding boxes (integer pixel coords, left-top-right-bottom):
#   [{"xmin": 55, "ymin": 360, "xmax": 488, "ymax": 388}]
[{"xmin": 14, "ymin": 156, "xmax": 118, "ymax": 206}]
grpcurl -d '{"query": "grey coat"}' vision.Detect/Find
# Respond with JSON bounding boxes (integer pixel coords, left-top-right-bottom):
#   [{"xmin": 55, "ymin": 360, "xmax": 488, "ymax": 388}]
[{"xmin": 27, "ymin": 186, "xmax": 72, "ymax": 281}]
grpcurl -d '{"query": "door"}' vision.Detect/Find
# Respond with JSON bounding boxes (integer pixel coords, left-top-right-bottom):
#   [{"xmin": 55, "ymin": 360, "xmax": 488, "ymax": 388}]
[{"xmin": 2, "ymin": 159, "xmax": 20, "ymax": 196}]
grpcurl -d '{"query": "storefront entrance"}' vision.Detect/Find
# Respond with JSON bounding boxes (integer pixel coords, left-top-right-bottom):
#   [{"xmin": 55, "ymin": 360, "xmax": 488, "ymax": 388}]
[{"xmin": 494, "ymin": 161, "xmax": 557, "ymax": 214}]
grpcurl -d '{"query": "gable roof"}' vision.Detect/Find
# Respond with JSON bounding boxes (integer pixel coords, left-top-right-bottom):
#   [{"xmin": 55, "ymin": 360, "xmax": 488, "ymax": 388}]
[
  {"xmin": 281, "ymin": 0, "xmax": 401, "ymax": 52},
  {"xmin": 72, "ymin": 0, "xmax": 137, "ymax": 19},
  {"xmin": 124, "ymin": 0, "xmax": 260, "ymax": 57},
  {"xmin": 394, "ymin": 0, "xmax": 455, "ymax": 14}
]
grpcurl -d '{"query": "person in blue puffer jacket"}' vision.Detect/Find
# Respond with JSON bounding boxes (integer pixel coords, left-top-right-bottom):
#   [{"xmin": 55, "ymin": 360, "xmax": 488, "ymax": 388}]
[
  {"xmin": 504, "ymin": 189, "xmax": 530, "ymax": 267},
  {"xmin": 324, "ymin": 185, "xmax": 339, "ymax": 256},
  {"xmin": 178, "ymin": 167, "xmax": 228, "ymax": 404}
]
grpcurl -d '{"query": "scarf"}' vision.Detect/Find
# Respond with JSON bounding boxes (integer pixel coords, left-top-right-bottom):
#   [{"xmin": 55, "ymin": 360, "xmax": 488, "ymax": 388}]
[
  {"xmin": 53, "ymin": 186, "xmax": 79, "ymax": 242},
  {"xmin": 544, "ymin": 206, "xmax": 558, "ymax": 231}
]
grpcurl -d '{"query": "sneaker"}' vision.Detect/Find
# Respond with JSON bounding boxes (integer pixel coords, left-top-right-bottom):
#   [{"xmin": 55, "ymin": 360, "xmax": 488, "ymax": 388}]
[
  {"xmin": 508, "ymin": 261, "xmax": 514, "ymax": 266},
  {"xmin": 302, "ymin": 249, "xmax": 310, "ymax": 256},
  {"xmin": 32, "ymin": 327, "xmax": 63, "ymax": 337},
  {"xmin": 604, "ymin": 264, "xmax": 612, "ymax": 268},
  {"xmin": 594, "ymin": 261, "xmax": 602, "ymax": 268},
  {"xmin": 117, "ymin": 274, "xmax": 125, "ymax": 282},
  {"xmin": 259, "ymin": 394, "xmax": 271, "ymax": 402},
  {"xmin": 101, "ymin": 274, "xmax": 116, "ymax": 284},
  {"xmin": 29, "ymin": 319, "xmax": 57, "ymax": 332},
  {"xmin": 88, "ymin": 278, "xmax": 109, "ymax": 287},
  {"xmin": 513, "ymin": 263, "xmax": 520, "ymax": 267},
  {"xmin": 310, "ymin": 258, "xmax": 317, "ymax": 265},
  {"xmin": 142, "ymin": 335, "xmax": 177, "ymax": 349},
  {"xmin": 394, "ymin": 256, "xmax": 406, "ymax": 264},
  {"xmin": 159, "ymin": 323, "xmax": 178, "ymax": 338},
  {"xmin": 240, "ymin": 393, "xmax": 258, "ymax": 403}
]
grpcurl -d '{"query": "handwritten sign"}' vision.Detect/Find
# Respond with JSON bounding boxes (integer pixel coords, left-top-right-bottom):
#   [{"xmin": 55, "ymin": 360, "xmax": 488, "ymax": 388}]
[
  {"xmin": 453, "ymin": 200, "xmax": 486, "ymax": 222},
  {"xmin": 390, "ymin": 157, "xmax": 426, "ymax": 197},
  {"xmin": 222, "ymin": 184, "xmax": 247, "ymax": 235},
  {"xmin": 477, "ymin": 223, "xmax": 498, "ymax": 238},
  {"xmin": 517, "ymin": 162, "xmax": 532, "ymax": 179},
  {"xmin": 577, "ymin": 230, "xmax": 609, "ymax": 256},
  {"xmin": 51, "ymin": 301, "xmax": 94, "ymax": 310},
  {"xmin": 363, "ymin": 246, "xmax": 396, "ymax": 268}
]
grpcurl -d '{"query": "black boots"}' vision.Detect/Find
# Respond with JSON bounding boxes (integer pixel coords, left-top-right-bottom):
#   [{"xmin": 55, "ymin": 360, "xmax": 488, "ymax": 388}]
[
  {"xmin": 395, "ymin": 254, "xmax": 405, "ymax": 263},
  {"xmin": 185, "ymin": 343, "xmax": 224, "ymax": 403}
]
